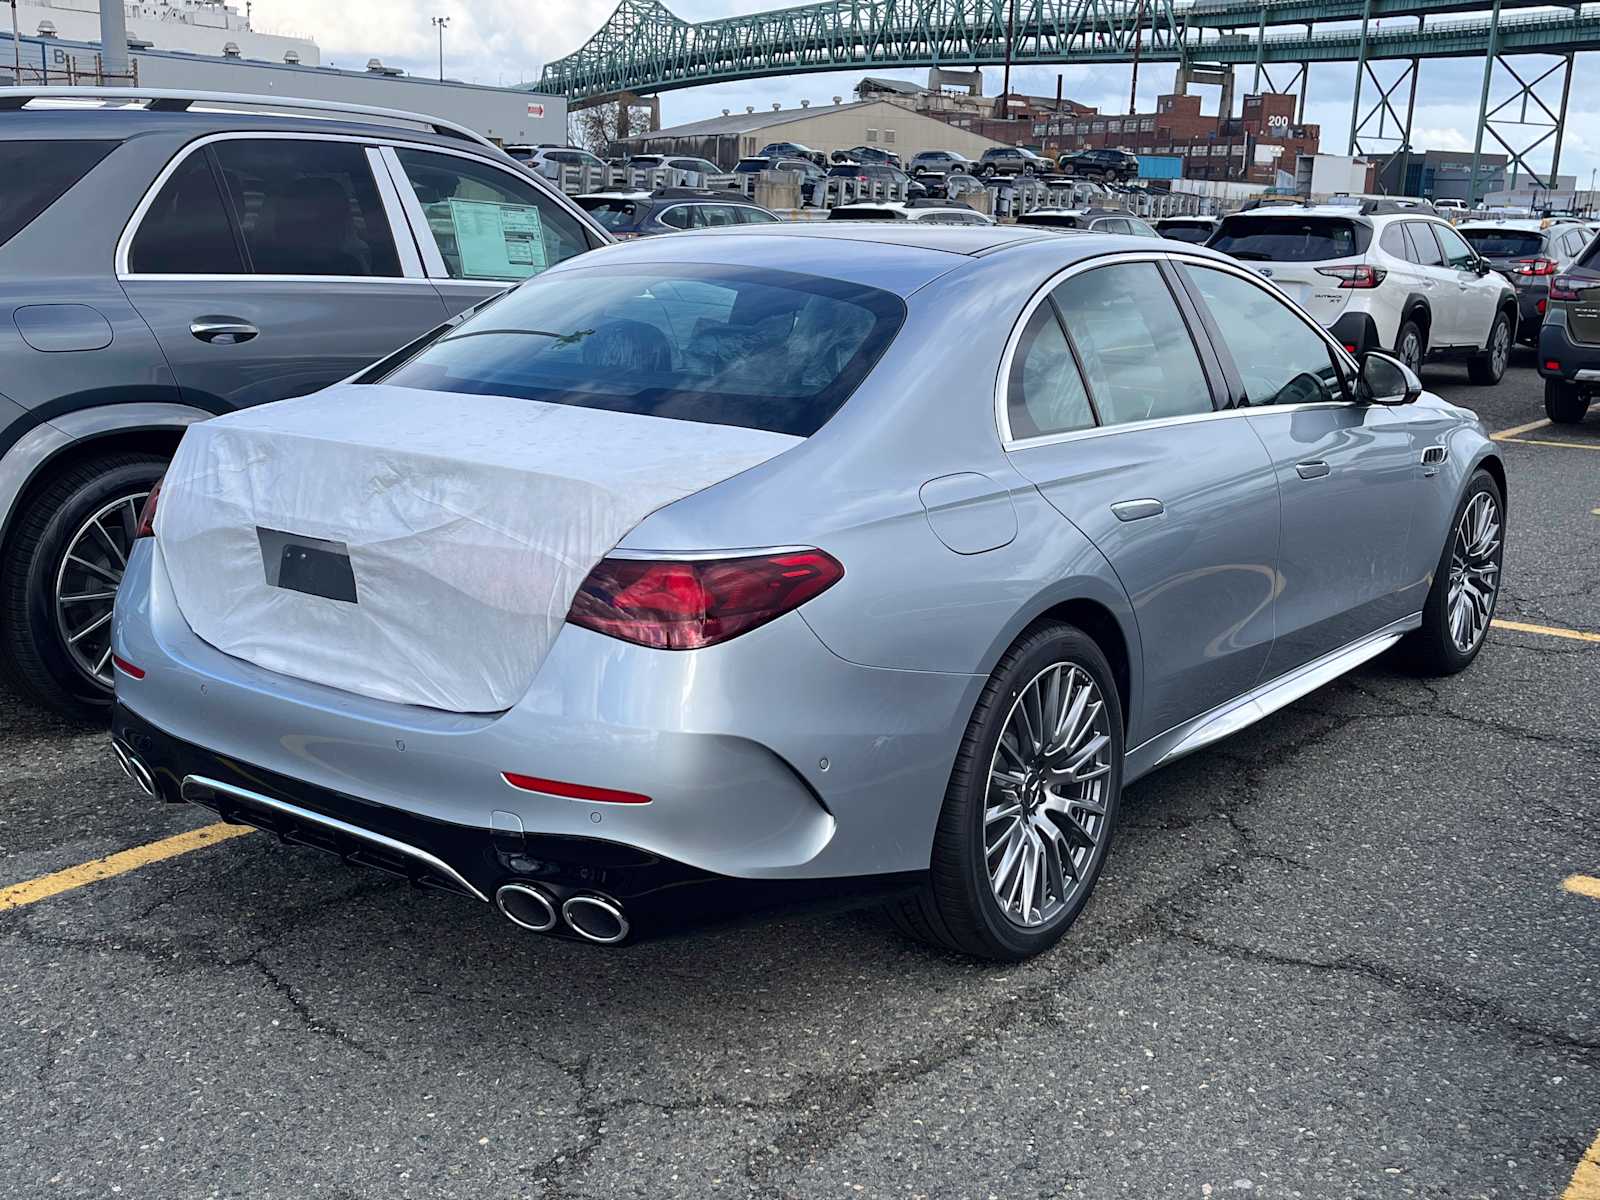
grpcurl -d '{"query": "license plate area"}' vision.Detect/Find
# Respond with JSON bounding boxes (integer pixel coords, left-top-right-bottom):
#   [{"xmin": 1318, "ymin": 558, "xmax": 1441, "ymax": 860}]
[{"xmin": 257, "ymin": 527, "xmax": 358, "ymax": 604}]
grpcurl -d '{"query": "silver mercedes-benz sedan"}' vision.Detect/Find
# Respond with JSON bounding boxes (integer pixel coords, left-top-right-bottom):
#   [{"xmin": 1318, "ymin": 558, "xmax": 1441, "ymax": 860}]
[{"xmin": 109, "ymin": 224, "xmax": 1505, "ymax": 960}]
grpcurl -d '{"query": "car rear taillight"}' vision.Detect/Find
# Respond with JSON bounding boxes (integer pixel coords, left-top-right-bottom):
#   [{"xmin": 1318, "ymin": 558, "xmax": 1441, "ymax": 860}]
[
  {"xmin": 567, "ymin": 549, "xmax": 844, "ymax": 650},
  {"xmin": 1549, "ymin": 274, "xmax": 1586, "ymax": 301},
  {"xmin": 134, "ymin": 480, "xmax": 161, "ymax": 538},
  {"xmin": 1316, "ymin": 264, "xmax": 1387, "ymax": 289},
  {"xmin": 1511, "ymin": 257, "xmax": 1559, "ymax": 276}
]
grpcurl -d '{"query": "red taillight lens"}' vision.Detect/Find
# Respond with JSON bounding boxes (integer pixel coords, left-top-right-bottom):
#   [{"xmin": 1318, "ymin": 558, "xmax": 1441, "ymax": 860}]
[
  {"xmin": 134, "ymin": 480, "xmax": 161, "ymax": 538},
  {"xmin": 1545, "ymin": 359, "xmax": 1563, "ymax": 371},
  {"xmin": 1512, "ymin": 257, "xmax": 1559, "ymax": 276},
  {"xmin": 567, "ymin": 549, "xmax": 844, "ymax": 650},
  {"xmin": 1549, "ymin": 274, "xmax": 1585, "ymax": 301},
  {"xmin": 1316, "ymin": 264, "xmax": 1386, "ymax": 289}
]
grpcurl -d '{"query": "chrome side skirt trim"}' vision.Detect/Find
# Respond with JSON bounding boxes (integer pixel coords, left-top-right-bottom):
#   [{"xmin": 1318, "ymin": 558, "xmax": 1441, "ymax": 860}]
[
  {"xmin": 179, "ymin": 774, "xmax": 489, "ymax": 903},
  {"xmin": 1124, "ymin": 613, "xmax": 1423, "ymax": 782}
]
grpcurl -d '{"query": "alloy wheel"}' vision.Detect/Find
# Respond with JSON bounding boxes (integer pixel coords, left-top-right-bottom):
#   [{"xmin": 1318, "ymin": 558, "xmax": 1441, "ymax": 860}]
[
  {"xmin": 1400, "ymin": 329, "xmax": 1423, "ymax": 373},
  {"xmin": 984, "ymin": 663, "xmax": 1113, "ymax": 928},
  {"xmin": 53, "ymin": 489, "xmax": 149, "ymax": 689},
  {"xmin": 1446, "ymin": 491, "xmax": 1501, "ymax": 653},
  {"xmin": 1490, "ymin": 321, "xmax": 1510, "ymax": 377}
]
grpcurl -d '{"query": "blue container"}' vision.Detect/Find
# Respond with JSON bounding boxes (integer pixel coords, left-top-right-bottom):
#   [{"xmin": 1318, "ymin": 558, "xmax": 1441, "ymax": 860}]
[{"xmin": 1135, "ymin": 155, "xmax": 1183, "ymax": 181}]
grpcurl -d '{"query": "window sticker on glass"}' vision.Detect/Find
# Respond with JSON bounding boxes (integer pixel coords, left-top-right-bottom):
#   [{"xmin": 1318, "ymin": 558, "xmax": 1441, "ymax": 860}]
[{"xmin": 444, "ymin": 199, "xmax": 547, "ymax": 279}]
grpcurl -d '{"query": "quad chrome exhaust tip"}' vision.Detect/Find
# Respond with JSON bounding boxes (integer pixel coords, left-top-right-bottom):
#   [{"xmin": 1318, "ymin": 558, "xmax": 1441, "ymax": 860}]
[
  {"xmin": 495, "ymin": 882, "xmax": 559, "ymax": 933},
  {"xmin": 111, "ymin": 738, "xmax": 157, "ymax": 797},
  {"xmin": 562, "ymin": 894, "xmax": 630, "ymax": 945}
]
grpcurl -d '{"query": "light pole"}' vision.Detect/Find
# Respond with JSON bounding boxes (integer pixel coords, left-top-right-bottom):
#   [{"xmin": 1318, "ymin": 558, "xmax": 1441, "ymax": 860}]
[
  {"xmin": 12, "ymin": 0, "xmax": 23, "ymax": 84},
  {"xmin": 431, "ymin": 15, "xmax": 448, "ymax": 82}
]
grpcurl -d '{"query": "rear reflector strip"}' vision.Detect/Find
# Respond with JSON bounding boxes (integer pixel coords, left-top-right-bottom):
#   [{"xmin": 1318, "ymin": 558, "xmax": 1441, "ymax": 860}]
[
  {"xmin": 111, "ymin": 654, "xmax": 145, "ymax": 679},
  {"xmin": 501, "ymin": 771, "xmax": 652, "ymax": 805}
]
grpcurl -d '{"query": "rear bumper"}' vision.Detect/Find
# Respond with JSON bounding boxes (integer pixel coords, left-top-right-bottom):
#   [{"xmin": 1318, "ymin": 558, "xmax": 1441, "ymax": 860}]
[
  {"xmin": 111, "ymin": 538, "xmax": 978, "ymax": 884},
  {"xmin": 1329, "ymin": 311, "xmax": 1382, "ymax": 356},
  {"xmin": 1514, "ymin": 285, "xmax": 1548, "ymax": 338},
  {"xmin": 1537, "ymin": 317, "xmax": 1600, "ymax": 381}
]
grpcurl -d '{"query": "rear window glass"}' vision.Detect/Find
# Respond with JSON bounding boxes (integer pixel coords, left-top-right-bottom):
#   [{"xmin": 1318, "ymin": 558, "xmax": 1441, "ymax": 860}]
[
  {"xmin": 1158, "ymin": 225, "xmax": 1212, "ymax": 244},
  {"xmin": 1211, "ymin": 216, "xmax": 1366, "ymax": 262},
  {"xmin": 0, "ymin": 140, "xmax": 117, "ymax": 250},
  {"xmin": 828, "ymin": 208, "xmax": 900, "ymax": 221},
  {"xmin": 1458, "ymin": 229, "xmax": 1545, "ymax": 258},
  {"xmin": 383, "ymin": 263, "xmax": 906, "ymax": 438},
  {"xmin": 576, "ymin": 197, "xmax": 642, "ymax": 231}
]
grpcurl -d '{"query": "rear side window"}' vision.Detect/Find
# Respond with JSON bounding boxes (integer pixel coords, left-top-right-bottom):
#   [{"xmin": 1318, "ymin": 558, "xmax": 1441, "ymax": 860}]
[
  {"xmin": 211, "ymin": 139, "xmax": 400, "ymax": 277},
  {"xmin": 128, "ymin": 151, "xmax": 246, "ymax": 274},
  {"xmin": 1007, "ymin": 302, "xmax": 1095, "ymax": 438},
  {"xmin": 1380, "ymin": 225, "xmax": 1408, "ymax": 257},
  {"xmin": 1404, "ymin": 222, "xmax": 1444, "ymax": 266},
  {"xmin": 1211, "ymin": 215, "xmax": 1366, "ymax": 262},
  {"xmin": 382, "ymin": 263, "xmax": 906, "ymax": 438},
  {"xmin": 1459, "ymin": 228, "xmax": 1544, "ymax": 258},
  {"xmin": 0, "ymin": 140, "xmax": 116, "ymax": 250},
  {"xmin": 1052, "ymin": 263, "xmax": 1213, "ymax": 426}
]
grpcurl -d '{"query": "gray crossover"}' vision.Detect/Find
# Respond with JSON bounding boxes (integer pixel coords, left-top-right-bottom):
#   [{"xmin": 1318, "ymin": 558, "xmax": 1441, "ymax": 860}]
[
  {"xmin": 0, "ymin": 88, "xmax": 608, "ymax": 717},
  {"xmin": 110, "ymin": 225, "xmax": 1506, "ymax": 959}
]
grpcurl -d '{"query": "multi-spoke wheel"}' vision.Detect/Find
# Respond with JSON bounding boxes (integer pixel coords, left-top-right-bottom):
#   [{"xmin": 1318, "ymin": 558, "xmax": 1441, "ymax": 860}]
[
  {"xmin": 1402, "ymin": 469, "xmax": 1504, "ymax": 676},
  {"xmin": 54, "ymin": 490, "xmax": 149, "ymax": 689},
  {"xmin": 0, "ymin": 452, "xmax": 167, "ymax": 719},
  {"xmin": 984, "ymin": 663, "xmax": 1112, "ymax": 928},
  {"xmin": 890, "ymin": 622, "xmax": 1124, "ymax": 960}
]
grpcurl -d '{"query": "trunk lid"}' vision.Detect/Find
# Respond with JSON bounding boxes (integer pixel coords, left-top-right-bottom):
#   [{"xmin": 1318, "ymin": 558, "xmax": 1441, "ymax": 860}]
[
  {"xmin": 1563, "ymin": 268, "xmax": 1600, "ymax": 345},
  {"xmin": 155, "ymin": 384, "xmax": 800, "ymax": 712}
]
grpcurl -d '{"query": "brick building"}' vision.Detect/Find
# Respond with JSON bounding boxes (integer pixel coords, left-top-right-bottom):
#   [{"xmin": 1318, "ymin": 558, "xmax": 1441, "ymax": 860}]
[{"xmin": 1035, "ymin": 90, "xmax": 1320, "ymax": 184}]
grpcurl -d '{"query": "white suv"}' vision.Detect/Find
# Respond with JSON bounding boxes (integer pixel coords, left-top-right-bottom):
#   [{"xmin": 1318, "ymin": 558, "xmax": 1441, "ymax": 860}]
[{"xmin": 1210, "ymin": 202, "xmax": 1518, "ymax": 385}]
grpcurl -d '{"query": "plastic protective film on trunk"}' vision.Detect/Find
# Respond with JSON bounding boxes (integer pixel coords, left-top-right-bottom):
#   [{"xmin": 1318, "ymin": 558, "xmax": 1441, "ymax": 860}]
[{"xmin": 155, "ymin": 385, "xmax": 800, "ymax": 712}]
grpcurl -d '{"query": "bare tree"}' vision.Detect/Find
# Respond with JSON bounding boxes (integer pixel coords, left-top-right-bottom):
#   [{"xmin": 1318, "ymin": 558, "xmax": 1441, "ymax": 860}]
[{"xmin": 569, "ymin": 102, "xmax": 623, "ymax": 155}]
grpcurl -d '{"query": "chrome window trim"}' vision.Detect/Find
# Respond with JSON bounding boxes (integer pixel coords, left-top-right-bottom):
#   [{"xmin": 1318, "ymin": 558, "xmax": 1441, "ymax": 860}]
[
  {"xmin": 381, "ymin": 141, "xmax": 605, "ymax": 281},
  {"xmin": 366, "ymin": 145, "xmax": 425, "ymax": 279},
  {"xmin": 994, "ymin": 249, "xmax": 1362, "ymax": 452},
  {"xmin": 117, "ymin": 130, "xmax": 602, "ymax": 282}
]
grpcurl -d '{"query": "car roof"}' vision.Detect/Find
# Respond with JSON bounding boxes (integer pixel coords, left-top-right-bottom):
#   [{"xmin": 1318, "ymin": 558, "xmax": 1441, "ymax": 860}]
[{"xmin": 1458, "ymin": 220, "xmax": 1552, "ymax": 232}]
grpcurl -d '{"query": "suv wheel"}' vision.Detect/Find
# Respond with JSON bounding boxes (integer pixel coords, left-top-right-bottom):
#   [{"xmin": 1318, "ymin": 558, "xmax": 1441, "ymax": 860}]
[
  {"xmin": 1545, "ymin": 378, "xmax": 1591, "ymax": 424},
  {"xmin": 0, "ymin": 453, "xmax": 166, "ymax": 720},
  {"xmin": 1396, "ymin": 319, "xmax": 1427, "ymax": 374},
  {"xmin": 888, "ymin": 622, "xmax": 1123, "ymax": 960},
  {"xmin": 1468, "ymin": 310, "xmax": 1512, "ymax": 385}
]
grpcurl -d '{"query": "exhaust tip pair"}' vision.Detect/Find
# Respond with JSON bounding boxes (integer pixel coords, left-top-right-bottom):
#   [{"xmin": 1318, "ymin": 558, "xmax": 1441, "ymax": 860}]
[
  {"xmin": 495, "ymin": 883, "xmax": 630, "ymax": 945},
  {"xmin": 111, "ymin": 738, "xmax": 157, "ymax": 797}
]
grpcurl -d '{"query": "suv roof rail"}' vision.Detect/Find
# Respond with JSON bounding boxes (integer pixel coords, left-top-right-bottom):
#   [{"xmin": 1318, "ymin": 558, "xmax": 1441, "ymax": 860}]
[
  {"xmin": 0, "ymin": 86, "xmax": 495, "ymax": 149},
  {"xmin": 1357, "ymin": 197, "xmax": 1437, "ymax": 216}
]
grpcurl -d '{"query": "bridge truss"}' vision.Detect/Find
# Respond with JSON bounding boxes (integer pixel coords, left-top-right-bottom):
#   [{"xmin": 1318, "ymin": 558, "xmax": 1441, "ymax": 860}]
[{"xmin": 537, "ymin": 0, "xmax": 1600, "ymax": 200}]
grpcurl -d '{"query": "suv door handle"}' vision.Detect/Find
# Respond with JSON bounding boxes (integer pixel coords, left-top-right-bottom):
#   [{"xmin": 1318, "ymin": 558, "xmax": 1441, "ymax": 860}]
[
  {"xmin": 1295, "ymin": 460, "xmax": 1331, "ymax": 480},
  {"xmin": 190, "ymin": 317, "xmax": 258, "ymax": 344}
]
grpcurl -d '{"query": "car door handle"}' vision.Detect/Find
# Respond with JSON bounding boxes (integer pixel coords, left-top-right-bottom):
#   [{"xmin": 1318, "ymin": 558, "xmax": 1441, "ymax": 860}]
[
  {"xmin": 1110, "ymin": 498, "xmax": 1164, "ymax": 522},
  {"xmin": 1295, "ymin": 460, "xmax": 1331, "ymax": 480},
  {"xmin": 189, "ymin": 317, "xmax": 258, "ymax": 344}
]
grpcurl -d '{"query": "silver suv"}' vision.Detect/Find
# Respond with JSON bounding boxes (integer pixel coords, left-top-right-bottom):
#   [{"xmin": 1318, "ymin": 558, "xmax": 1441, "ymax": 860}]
[{"xmin": 0, "ymin": 88, "xmax": 608, "ymax": 718}]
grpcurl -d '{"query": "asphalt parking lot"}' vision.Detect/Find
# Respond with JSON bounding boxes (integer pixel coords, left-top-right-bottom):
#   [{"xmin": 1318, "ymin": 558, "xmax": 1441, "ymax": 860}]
[{"xmin": 1, "ymin": 352, "xmax": 1596, "ymax": 1200}]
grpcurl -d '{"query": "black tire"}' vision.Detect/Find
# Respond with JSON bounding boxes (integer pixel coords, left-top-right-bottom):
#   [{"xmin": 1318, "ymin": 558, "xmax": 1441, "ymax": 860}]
[
  {"xmin": 1468, "ymin": 309, "xmax": 1512, "ymax": 385},
  {"xmin": 1395, "ymin": 318, "xmax": 1427, "ymax": 375},
  {"xmin": 1545, "ymin": 378, "xmax": 1590, "ymax": 424},
  {"xmin": 889, "ymin": 622, "xmax": 1125, "ymax": 961},
  {"xmin": 1400, "ymin": 470, "xmax": 1504, "ymax": 676},
  {"xmin": 0, "ymin": 453, "xmax": 167, "ymax": 721}
]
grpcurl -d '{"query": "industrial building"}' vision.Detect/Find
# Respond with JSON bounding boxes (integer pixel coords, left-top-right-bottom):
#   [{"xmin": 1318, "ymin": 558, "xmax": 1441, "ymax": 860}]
[
  {"xmin": 1, "ymin": 29, "xmax": 567, "ymax": 146},
  {"xmin": 10, "ymin": 0, "xmax": 317, "ymax": 63},
  {"xmin": 617, "ymin": 99, "xmax": 1006, "ymax": 170}
]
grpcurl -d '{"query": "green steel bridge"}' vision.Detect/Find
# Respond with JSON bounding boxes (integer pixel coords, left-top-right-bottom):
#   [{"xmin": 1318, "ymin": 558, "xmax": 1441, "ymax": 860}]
[{"xmin": 536, "ymin": 0, "xmax": 1600, "ymax": 196}]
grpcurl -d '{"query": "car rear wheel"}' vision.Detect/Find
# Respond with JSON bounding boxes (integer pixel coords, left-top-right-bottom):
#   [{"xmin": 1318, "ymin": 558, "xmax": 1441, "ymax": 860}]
[
  {"xmin": 0, "ymin": 453, "xmax": 166, "ymax": 720},
  {"xmin": 1400, "ymin": 470, "xmax": 1503, "ymax": 676},
  {"xmin": 1545, "ymin": 378, "xmax": 1590, "ymax": 424},
  {"xmin": 1468, "ymin": 310, "xmax": 1512, "ymax": 385},
  {"xmin": 1396, "ymin": 319, "xmax": 1427, "ymax": 374},
  {"xmin": 889, "ymin": 622, "xmax": 1124, "ymax": 961}
]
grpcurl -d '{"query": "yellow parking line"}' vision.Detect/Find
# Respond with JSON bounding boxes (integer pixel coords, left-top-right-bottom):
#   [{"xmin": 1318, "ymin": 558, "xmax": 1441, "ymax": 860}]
[
  {"xmin": 1563, "ymin": 1128, "xmax": 1600, "ymax": 1200},
  {"xmin": 1491, "ymin": 619, "xmax": 1600, "ymax": 644},
  {"xmin": 1502, "ymin": 437, "xmax": 1600, "ymax": 452},
  {"xmin": 1491, "ymin": 418, "xmax": 1551, "ymax": 440},
  {"xmin": 0, "ymin": 823, "xmax": 252, "ymax": 913},
  {"xmin": 1563, "ymin": 874, "xmax": 1600, "ymax": 901}
]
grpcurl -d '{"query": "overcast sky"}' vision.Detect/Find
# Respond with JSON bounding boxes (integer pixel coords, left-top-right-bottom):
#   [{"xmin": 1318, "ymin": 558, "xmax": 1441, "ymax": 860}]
[{"xmin": 249, "ymin": 0, "xmax": 1600, "ymax": 186}]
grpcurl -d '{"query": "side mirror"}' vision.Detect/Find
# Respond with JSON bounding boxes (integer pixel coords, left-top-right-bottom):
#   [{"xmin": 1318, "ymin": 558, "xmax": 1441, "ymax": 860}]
[
  {"xmin": 1474, "ymin": 257, "xmax": 1494, "ymax": 276},
  {"xmin": 1357, "ymin": 351, "xmax": 1423, "ymax": 405}
]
